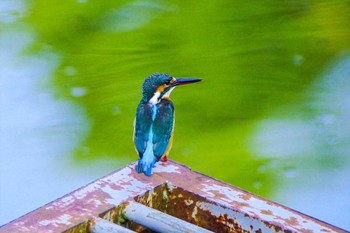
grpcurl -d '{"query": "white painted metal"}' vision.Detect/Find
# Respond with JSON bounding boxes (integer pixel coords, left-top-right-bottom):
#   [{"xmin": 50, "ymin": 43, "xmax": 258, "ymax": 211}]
[
  {"xmin": 123, "ymin": 201, "xmax": 214, "ymax": 233},
  {"xmin": 91, "ymin": 218, "xmax": 135, "ymax": 233}
]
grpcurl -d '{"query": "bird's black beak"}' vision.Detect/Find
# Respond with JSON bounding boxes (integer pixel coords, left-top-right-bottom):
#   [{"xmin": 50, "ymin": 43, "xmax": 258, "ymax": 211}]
[{"xmin": 170, "ymin": 78, "xmax": 202, "ymax": 87}]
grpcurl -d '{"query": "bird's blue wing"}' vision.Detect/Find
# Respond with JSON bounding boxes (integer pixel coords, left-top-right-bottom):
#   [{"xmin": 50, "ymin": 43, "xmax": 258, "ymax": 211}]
[
  {"xmin": 134, "ymin": 102, "xmax": 153, "ymax": 157},
  {"xmin": 152, "ymin": 99, "xmax": 174, "ymax": 160}
]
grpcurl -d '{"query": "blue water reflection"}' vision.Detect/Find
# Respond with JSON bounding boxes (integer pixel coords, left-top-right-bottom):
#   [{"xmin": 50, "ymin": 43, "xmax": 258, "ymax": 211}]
[
  {"xmin": 249, "ymin": 54, "xmax": 350, "ymax": 229},
  {"xmin": 0, "ymin": 14, "xmax": 127, "ymax": 225}
]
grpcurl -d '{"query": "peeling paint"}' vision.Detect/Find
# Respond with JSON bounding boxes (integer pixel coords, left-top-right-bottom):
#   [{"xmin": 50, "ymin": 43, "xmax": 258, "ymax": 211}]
[
  {"xmin": 191, "ymin": 205, "xmax": 198, "ymax": 219},
  {"xmin": 0, "ymin": 160, "xmax": 346, "ymax": 233},
  {"xmin": 39, "ymin": 214, "xmax": 72, "ymax": 227},
  {"xmin": 166, "ymin": 181, "xmax": 174, "ymax": 192},
  {"xmin": 152, "ymin": 163, "xmax": 182, "ymax": 174},
  {"xmin": 185, "ymin": 199, "xmax": 193, "ymax": 206}
]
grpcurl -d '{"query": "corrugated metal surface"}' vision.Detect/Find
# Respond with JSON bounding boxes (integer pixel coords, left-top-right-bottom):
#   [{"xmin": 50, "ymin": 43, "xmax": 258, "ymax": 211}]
[{"xmin": 0, "ymin": 160, "xmax": 347, "ymax": 233}]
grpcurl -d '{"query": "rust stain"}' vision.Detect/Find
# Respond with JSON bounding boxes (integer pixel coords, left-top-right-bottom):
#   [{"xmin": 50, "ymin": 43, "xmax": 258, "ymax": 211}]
[
  {"xmin": 63, "ymin": 221, "xmax": 89, "ymax": 233},
  {"xmin": 129, "ymin": 183, "xmax": 249, "ymax": 233},
  {"xmin": 299, "ymin": 229, "xmax": 314, "ymax": 233},
  {"xmin": 239, "ymin": 193, "xmax": 252, "ymax": 201},
  {"xmin": 262, "ymin": 221, "xmax": 286, "ymax": 233},
  {"xmin": 285, "ymin": 217, "xmax": 300, "ymax": 226},
  {"xmin": 260, "ymin": 210, "xmax": 273, "ymax": 216}
]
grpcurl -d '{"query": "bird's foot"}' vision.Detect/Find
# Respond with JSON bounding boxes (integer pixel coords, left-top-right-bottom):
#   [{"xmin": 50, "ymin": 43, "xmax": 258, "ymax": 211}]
[{"xmin": 161, "ymin": 156, "xmax": 168, "ymax": 162}]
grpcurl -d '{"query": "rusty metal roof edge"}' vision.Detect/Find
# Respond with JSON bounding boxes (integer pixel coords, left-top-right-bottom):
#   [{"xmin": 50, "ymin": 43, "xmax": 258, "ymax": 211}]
[
  {"xmin": 185, "ymin": 163, "xmax": 348, "ymax": 231},
  {"xmin": 167, "ymin": 160, "xmax": 348, "ymax": 233},
  {"xmin": 196, "ymin": 177, "xmax": 347, "ymax": 232},
  {"xmin": 0, "ymin": 160, "xmax": 348, "ymax": 233},
  {"xmin": 0, "ymin": 163, "xmax": 140, "ymax": 232},
  {"xmin": 0, "ymin": 162, "xmax": 134, "ymax": 229}
]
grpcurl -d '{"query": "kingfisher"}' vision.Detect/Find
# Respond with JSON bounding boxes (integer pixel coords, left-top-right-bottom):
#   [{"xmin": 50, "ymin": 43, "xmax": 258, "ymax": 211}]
[{"xmin": 133, "ymin": 73, "xmax": 202, "ymax": 176}]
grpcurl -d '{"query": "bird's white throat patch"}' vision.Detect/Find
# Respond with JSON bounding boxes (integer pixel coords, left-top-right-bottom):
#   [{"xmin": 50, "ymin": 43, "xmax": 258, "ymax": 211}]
[
  {"xmin": 149, "ymin": 87, "xmax": 175, "ymax": 105},
  {"xmin": 149, "ymin": 91, "xmax": 160, "ymax": 104}
]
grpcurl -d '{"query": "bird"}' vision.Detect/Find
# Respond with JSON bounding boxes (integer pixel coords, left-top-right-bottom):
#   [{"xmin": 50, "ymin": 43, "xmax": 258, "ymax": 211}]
[{"xmin": 133, "ymin": 73, "xmax": 202, "ymax": 176}]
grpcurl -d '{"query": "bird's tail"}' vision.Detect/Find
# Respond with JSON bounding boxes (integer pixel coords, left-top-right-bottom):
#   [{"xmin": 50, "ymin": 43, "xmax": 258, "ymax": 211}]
[
  {"xmin": 136, "ymin": 151, "xmax": 156, "ymax": 177},
  {"xmin": 136, "ymin": 159, "xmax": 156, "ymax": 177}
]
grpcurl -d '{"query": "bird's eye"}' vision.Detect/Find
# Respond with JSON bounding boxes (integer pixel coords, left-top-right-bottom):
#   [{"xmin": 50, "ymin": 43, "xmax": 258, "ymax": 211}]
[{"xmin": 165, "ymin": 78, "xmax": 176, "ymax": 85}]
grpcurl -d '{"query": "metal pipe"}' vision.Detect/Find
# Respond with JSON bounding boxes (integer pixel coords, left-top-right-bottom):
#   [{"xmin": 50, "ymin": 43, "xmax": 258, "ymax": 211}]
[
  {"xmin": 90, "ymin": 217, "xmax": 136, "ymax": 233},
  {"xmin": 123, "ymin": 201, "xmax": 214, "ymax": 233}
]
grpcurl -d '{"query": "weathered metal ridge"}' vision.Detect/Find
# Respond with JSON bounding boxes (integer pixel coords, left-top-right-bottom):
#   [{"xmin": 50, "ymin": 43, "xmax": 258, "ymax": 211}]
[{"xmin": 0, "ymin": 160, "xmax": 347, "ymax": 233}]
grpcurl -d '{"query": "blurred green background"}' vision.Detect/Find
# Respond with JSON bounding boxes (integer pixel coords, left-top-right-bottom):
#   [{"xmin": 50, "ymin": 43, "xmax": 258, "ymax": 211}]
[{"xmin": 1, "ymin": 0, "xmax": 349, "ymax": 230}]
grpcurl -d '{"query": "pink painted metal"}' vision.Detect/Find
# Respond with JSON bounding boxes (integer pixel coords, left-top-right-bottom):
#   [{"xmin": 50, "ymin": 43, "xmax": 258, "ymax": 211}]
[{"xmin": 0, "ymin": 160, "xmax": 347, "ymax": 233}]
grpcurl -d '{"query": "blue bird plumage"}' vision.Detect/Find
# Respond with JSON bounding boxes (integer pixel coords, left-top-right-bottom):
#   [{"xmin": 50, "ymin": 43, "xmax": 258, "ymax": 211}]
[{"xmin": 134, "ymin": 73, "xmax": 201, "ymax": 176}]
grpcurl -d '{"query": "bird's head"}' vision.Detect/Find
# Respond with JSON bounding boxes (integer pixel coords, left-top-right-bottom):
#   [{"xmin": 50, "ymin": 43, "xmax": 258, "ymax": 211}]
[{"xmin": 141, "ymin": 73, "xmax": 201, "ymax": 104}]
